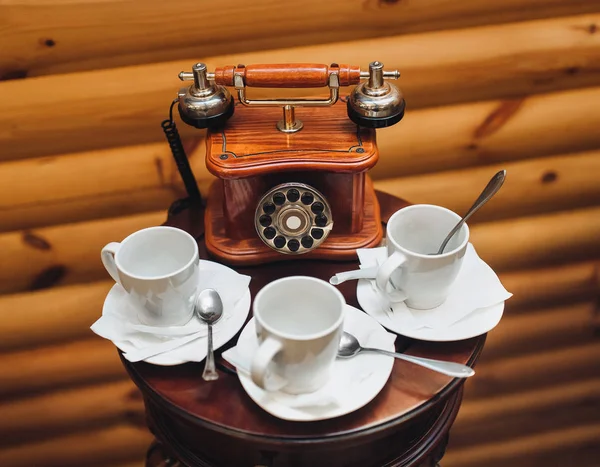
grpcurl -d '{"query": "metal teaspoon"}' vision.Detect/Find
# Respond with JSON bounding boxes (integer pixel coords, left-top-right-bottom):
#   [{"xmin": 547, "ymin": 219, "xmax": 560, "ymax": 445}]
[
  {"xmin": 195, "ymin": 288, "xmax": 224, "ymax": 381},
  {"xmin": 337, "ymin": 331, "xmax": 474, "ymax": 378},
  {"xmin": 436, "ymin": 169, "xmax": 506, "ymax": 255}
]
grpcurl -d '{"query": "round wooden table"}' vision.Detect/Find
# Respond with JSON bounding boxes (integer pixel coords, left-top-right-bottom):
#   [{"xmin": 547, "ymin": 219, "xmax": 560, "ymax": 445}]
[{"xmin": 121, "ymin": 192, "xmax": 485, "ymax": 467}]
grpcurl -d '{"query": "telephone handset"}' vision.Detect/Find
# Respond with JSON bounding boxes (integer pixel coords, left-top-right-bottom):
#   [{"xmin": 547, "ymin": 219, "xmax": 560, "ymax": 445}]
[
  {"xmin": 177, "ymin": 62, "xmax": 404, "ymax": 130},
  {"xmin": 170, "ymin": 61, "xmax": 404, "ymax": 265}
]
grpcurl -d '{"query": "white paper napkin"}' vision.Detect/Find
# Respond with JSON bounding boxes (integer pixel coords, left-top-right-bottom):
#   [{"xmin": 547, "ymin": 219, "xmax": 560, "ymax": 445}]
[
  {"xmin": 91, "ymin": 261, "xmax": 251, "ymax": 360},
  {"xmin": 355, "ymin": 243, "xmax": 512, "ymax": 330}
]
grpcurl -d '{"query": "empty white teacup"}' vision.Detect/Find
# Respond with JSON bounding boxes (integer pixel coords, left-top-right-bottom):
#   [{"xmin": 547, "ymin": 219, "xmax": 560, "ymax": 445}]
[
  {"xmin": 101, "ymin": 226, "xmax": 200, "ymax": 326},
  {"xmin": 376, "ymin": 204, "xmax": 469, "ymax": 310},
  {"xmin": 251, "ymin": 276, "xmax": 345, "ymax": 395}
]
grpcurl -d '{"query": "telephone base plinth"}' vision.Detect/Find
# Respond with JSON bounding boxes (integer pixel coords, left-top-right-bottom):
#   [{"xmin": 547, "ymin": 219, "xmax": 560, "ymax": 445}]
[{"xmin": 204, "ymin": 177, "xmax": 383, "ymax": 266}]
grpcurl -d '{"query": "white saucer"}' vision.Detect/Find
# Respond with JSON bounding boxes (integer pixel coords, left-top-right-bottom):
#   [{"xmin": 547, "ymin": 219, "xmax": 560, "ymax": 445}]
[
  {"xmin": 232, "ymin": 304, "xmax": 395, "ymax": 422},
  {"xmin": 100, "ymin": 260, "xmax": 251, "ymax": 366},
  {"xmin": 357, "ymin": 279, "xmax": 504, "ymax": 342}
]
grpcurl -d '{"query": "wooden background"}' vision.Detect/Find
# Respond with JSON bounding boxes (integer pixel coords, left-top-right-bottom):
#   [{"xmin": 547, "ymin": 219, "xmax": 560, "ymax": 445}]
[{"xmin": 1, "ymin": 1, "xmax": 600, "ymax": 465}]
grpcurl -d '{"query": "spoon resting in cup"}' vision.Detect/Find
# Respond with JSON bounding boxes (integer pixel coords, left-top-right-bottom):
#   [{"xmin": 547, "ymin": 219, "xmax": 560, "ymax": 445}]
[
  {"xmin": 436, "ymin": 169, "xmax": 506, "ymax": 255},
  {"xmin": 337, "ymin": 331, "xmax": 474, "ymax": 378}
]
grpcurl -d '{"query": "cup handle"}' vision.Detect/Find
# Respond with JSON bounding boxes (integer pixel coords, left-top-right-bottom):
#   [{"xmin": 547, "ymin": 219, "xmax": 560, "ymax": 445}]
[
  {"xmin": 251, "ymin": 336, "xmax": 286, "ymax": 391},
  {"xmin": 375, "ymin": 251, "xmax": 408, "ymax": 302},
  {"xmin": 101, "ymin": 242, "xmax": 121, "ymax": 284}
]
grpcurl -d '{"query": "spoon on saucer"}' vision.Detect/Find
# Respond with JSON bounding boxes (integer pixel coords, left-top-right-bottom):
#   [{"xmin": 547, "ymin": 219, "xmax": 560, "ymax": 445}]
[
  {"xmin": 337, "ymin": 331, "xmax": 474, "ymax": 378},
  {"xmin": 436, "ymin": 169, "xmax": 506, "ymax": 255},
  {"xmin": 195, "ymin": 288, "xmax": 224, "ymax": 381}
]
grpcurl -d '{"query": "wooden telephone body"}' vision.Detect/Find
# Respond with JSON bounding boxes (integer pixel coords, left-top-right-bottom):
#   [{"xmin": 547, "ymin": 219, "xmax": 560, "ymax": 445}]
[{"xmin": 176, "ymin": 62, "xmax": 404, "ymax": 266}]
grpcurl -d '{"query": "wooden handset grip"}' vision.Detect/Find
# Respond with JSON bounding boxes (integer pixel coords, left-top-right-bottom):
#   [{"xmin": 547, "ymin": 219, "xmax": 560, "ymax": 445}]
[{"xmin": 214, "ymin": 64, "xmax": 361, "ymax": 88}]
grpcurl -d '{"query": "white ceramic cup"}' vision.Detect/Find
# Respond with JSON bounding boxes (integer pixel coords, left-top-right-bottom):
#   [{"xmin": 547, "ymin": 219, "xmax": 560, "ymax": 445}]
[
  {"xmin": 101, "ymin": 226, "xmax": 200, "ymax": 326},
  {"xmin": 375, "ymin": 204, "xmax": 469, "ymax": 310},
  {"xmin": 251, "ymin": 276, "xmax": 345, "ymax": 395}
]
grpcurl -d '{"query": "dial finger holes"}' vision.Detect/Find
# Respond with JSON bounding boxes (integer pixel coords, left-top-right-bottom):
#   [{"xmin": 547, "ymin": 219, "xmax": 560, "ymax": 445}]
[
  {"xmin": 301, "ymin": 236, "xmax": 314, "ymax": 249},
  {"xmin": 259, "ymin": 215, "xmax": 272, "ymax": 227},
  {"xmin": 255, "ymin": 183, "xmax": 333, "ymax": 255},
  {"xmin": 301, "ymin": 192, "xmax": 314, "ymax": 205},
  {"xmin": 315, "ymin": 214, "xmax": 328, "ymax": 227},
  {"xmin": 286, "ymin": 189, "xmax": 300, "ymax": 202},
  {"xmin": 273, "ymin": 192, "xmax": 286, "ymax": 205},
  {"xmin": 263, "ymin": 202, "xmax": 276, "ymax": 215},
  {"xmin": 273, "ymin": 236, "xmax": 286, "ymax": 249},
  {"xmin": 311, "ymin": 202, "xmax": 324, "ymax": 214},
  {"xmin": 263, "ymin": 227, "xmax": 276, "ymax": 239}
]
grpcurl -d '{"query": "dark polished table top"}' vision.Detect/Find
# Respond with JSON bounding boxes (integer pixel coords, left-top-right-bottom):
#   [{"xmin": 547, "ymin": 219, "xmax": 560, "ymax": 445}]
[{"xmin": 122, "ymin": 191, "xmax": 485, "ymax": 444}]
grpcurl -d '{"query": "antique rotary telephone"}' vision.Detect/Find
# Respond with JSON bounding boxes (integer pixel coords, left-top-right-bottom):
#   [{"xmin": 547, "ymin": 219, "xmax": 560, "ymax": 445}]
[{"xmin": 164, "ymin": 62, "xmax": 404, "ymax": 266}]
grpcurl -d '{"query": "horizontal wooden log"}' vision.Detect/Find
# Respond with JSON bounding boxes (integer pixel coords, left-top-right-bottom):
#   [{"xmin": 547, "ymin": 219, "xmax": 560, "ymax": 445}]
[
  {"xmin": 0, "ymin": 424, "xmax": 151, "ymax": 467},
  {"xmin": 0, "ymin": 281, "xmax": 113, "ymax": 351},
  {"xmin": 1, "ymin": 201, "xmax": 598, "ymax": 295},
  {"xmin": 0, "ymin": 380, "xmax": 142, "ymax": 446},
  {"xmin": 0, "ymin": 339, "xmax": 126, "ymax": 398},
  {"xmin": 459, "ymin": 377, "xmax": 600, "ymax": 425},
  {"xmin": 2, "ymin": 306, "xmax": 595, "ymax": 446},
  {"xmin": 444, "ymin": 423, "xmax": 600, "ymax": 467},
  {"xmin": 2, "ymin": 259, "xmax": 597, "ymax": 352},
  {"xmin": 373, "ymin": 85, "xmax": 600, "ymax": 179},
  {"xmin": 0, "ymin": 186, "xmax": 176, "ymax": 234},
  {"xmin": 3, "ymin": 14, "xmax": 600, "ymax": 161},
  {"xmin": 466, "ymin": 342, "xmax": 600, "ymax": 399},
  {"xmin": 0, "ymin": 141, "xmax": 208, "ymax": 232},
  {"xmin": 452, "ymin": 378, "xmax": 600, "ymax": 447},
  {"xmin": 2, "ymin": 388, "xmax": 597, "ymax": 467},
  {"xmin": 2, "ymin": 334, "xmax": 597, "ymax": 405},
  {"xmin": 0, "ymin": 210, "xmax": 164, "ymax": 294},
  {"xmin": 2, "ymin": 1, "xmax": 598, "ymax": 78},
  {"xmin": 22, "ymin": 282, "xmax": 595, "ymax": 366},
  {"xmin": 4, "ymin": 140, "xmax": 600, "ymax": 233},
  {"xmin": 3, "ymin": 377, "xmax": 596, "ymax": 461},
  {"xmin": 469, "ymin": 205, "xmax": 600, "ymax": 271},
  {"xmin": 501, "ymin": 260, "xmax": 600, "ymax": 309},
  {"xmin": 0, "ymin": 142, "xmax": 203, "ymax": 208},
  {"xmin": 483, "ymin": 300, "xmax": 599, "ymax": 360},
  {"xmin": 375, "ymin": 149, "xmax": 600, "ymax": 222}
]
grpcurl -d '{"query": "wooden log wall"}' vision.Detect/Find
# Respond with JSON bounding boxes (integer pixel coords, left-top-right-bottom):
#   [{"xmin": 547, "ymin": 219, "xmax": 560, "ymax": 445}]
[{"xmin": 0, "ymin": 1, "xmax": 599, "ymax": 465}]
